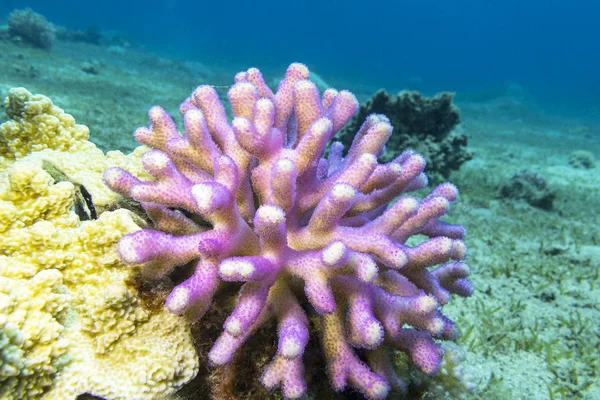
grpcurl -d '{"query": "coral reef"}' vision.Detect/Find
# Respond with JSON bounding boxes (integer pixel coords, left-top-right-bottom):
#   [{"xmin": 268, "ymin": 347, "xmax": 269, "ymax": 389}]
[
  {"xmin": 336, "ymin": 90, "xmax": 473, "ymax": 182},
  {"xmin": 568, "ymin": 150, "xmax": 595, "ymax": 169},
  {"xmin": 7, "ymin": 8, "xmax": 55, "ymax": 50},
  {"xmin": 0, "ymin": 88, "xmax": 198, "ymax": 399},
  {"xmin": 499, "ymin": 169, "xmax": 555, "ymax": 210},
  {"xmin": 105, "ymin": 63, "xmax": 473, "ymax": 399}
]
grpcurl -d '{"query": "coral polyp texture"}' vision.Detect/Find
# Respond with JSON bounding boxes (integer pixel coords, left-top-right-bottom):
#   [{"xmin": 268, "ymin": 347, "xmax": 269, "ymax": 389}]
[
  {"xmin": 0, "ymin": 88, "xmax": 198, "ymax": 400},
  {"xmin": 104, "ymin": 63, "xmax": 474, "ymax": 399}
]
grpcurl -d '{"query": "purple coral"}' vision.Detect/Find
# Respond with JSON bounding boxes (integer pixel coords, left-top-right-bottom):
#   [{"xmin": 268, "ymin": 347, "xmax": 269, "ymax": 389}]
[{"xmin": 103, "ymin": 63, "xmax": 473, "ymax": 399}]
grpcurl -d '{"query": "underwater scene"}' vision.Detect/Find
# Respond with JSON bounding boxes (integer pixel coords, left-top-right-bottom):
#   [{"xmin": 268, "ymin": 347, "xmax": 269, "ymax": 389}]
[{"xmin": 0, "ymin": 1, "xmax": 598, "ymax": 399}]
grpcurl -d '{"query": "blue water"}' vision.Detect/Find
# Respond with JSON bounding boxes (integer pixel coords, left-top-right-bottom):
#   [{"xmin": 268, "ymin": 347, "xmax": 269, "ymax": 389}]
[{"xmin": 2, "ymin": 0, "xmax": 598, "ymax": 113}]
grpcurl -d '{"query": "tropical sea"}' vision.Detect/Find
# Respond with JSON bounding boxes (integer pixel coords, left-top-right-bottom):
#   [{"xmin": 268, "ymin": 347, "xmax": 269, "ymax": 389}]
[
  {"xmin": 2, "ymin": 0, "xmax": 600, "ymax": 113},
  {"xmin": 0, "ymin": 1, "xmax": 598, "ymax": 399}
]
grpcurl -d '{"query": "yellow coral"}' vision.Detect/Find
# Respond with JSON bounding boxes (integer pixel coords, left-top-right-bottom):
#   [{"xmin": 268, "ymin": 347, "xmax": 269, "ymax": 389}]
[
  {"xmin": 0, "ymin": 269, "xmax": 69, "ymax": 399},
  {"xmin": 0, "ymin": 89, "xmax": 198, "ymax": 400},
  {"xmin": 0, "ymin": 87, "xmax": 149, "ymax": 211},
  {"xmin": 0, "ymin": 159, "xmax": 76, "ymax": 233},
  {"xmin": 78, "ymin": 282, "xmax": 150, "ymax": 354},
  {"xmin": 0, "ymin": 87, "xmax": 90, "ymax": 159}
]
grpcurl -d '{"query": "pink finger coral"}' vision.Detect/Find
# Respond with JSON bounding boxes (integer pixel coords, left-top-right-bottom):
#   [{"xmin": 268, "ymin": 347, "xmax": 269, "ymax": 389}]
[{"xmin": 103, "ymin": 63, "xmax": 473, "ymax": 399}]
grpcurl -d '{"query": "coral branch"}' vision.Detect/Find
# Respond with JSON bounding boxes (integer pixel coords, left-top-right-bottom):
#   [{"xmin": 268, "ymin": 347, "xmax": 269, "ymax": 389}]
[{"xmin": 104, "ymin": 63, "xmax": 473, "ymax": 399}]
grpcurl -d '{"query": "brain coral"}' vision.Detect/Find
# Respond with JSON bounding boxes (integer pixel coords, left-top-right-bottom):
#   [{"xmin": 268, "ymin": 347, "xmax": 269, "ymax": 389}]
[
  {"xmin": 105, "ymin": 63, "xmax": 473, "ymax": 399},
  {"xmin": 0, "ymin": 88, "xmax": 198, "ymax": 400}
]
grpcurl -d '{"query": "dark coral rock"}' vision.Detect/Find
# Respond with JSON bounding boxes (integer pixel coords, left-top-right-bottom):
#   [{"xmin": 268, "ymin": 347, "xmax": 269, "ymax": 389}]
[
  {"xmin": 500, "ymin": 170, "xmax": 555, "ymax": 210},
  {"xmin": 7, "ymin": 8, "xmax": 55, "ymax": 50},
  {"xmin": 336, "ymin": 90, "xmax": 472, "ymax": 182},
  {"xmin": 568, "ymin": 150, "xmax": 595, "ymax": 169},
  {"xmin": 81, "ymin": 61, "xmax": 100, "ymax": 75}
]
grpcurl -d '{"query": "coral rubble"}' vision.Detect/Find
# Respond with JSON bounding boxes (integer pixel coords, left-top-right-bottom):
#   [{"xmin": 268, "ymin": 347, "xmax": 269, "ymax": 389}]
[
  {"xmin": 568, "ymin": 150, "xmax": 595, "ymax": 169},
  {"xmin": 500, "ymin": 169, "xmax": 555, "ymax": 210}
]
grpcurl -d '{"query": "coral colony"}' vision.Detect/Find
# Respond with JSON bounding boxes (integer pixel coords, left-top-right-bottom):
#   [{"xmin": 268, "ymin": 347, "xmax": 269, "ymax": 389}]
[{"xmin": 103, "ymin": 63, "xmax": 473, "ymax": 399}]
